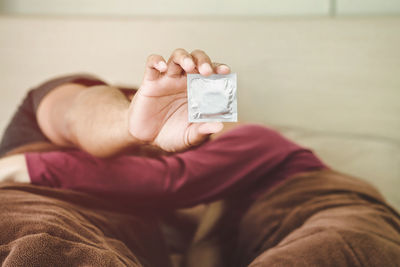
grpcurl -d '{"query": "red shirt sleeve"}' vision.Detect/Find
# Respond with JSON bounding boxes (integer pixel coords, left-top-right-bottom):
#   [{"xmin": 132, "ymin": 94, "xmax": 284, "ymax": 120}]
[{"xmin": 26, "ymin": 125, "xmax": 327, "ymax": 208}]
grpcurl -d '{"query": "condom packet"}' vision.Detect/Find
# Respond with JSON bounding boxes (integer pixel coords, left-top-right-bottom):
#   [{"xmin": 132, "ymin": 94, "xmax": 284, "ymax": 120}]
[{"xmin": 187, "ymin": 73, "xmax": 237, "ymax": 122}]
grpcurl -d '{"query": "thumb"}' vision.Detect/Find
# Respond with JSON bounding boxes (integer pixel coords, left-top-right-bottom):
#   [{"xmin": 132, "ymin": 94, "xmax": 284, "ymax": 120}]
[{"xmin": 187, "ymin": 122, "xmax": 224, "ymax": 146}]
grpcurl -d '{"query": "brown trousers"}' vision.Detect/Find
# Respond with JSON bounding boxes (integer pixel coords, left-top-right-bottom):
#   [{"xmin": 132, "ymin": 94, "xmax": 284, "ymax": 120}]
[{"xmin": 1, "ymin": 170, "xmax": 400, "ymax": 267}]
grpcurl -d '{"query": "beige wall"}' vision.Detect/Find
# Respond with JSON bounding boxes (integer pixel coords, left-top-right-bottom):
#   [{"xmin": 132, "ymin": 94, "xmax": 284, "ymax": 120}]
[{"xmin": 1, "ymin": 16, "xmax": 398, "ymax": 141}]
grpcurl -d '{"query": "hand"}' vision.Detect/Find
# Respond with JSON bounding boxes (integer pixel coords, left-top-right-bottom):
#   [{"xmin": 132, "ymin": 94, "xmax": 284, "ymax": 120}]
[{"xmin": 128, "ymin": 48, "xmax": 231, "ymax": 152}]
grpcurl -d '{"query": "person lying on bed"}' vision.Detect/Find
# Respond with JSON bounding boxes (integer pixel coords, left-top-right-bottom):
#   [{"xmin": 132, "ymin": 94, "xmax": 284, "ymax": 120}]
[{"xmin": 0, "ymin": 49, "xmax": 399, "ymax": 267}]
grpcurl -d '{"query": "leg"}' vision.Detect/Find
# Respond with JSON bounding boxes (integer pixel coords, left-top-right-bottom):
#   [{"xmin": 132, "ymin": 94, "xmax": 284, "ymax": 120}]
[
  {"xmin": 183, "ymin": 125, "xmax": 329, "ymax": 267},
  {"xmin": 20, "ymin": 125, "xmax": 326, "ymax": 266},
  {"xmin": 0, "ymin": 183, "xmax": 172, "ymax": 267},
  {"xmin": 235, "ymin": 171, "xmax": 400, "ymax": 267}
]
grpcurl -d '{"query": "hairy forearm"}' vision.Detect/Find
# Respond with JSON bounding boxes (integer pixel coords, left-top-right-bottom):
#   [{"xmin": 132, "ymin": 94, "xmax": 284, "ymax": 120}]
[
  {"xmin": 37, "ymin": 84, "xmax": 138, "ymax": 157},
  {"xmin": 66, "ymin": 85, "xmax": 140, "ymax": 157}
]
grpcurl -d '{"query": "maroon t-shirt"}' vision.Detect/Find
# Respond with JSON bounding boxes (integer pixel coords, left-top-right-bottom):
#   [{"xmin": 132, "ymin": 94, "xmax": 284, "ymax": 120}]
[{"xmin": 25, "ymin": 125, "xmax": 326, "ymax": 208}]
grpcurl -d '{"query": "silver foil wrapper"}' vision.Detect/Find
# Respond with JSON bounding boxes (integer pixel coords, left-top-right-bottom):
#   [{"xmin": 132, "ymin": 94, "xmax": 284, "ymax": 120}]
[{"xmin": 187, "ymin": 73, "xmax": 237, "ymax": 122}]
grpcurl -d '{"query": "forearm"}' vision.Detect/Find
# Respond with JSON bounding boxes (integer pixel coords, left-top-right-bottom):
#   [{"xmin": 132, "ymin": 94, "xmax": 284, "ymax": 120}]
[
  {"xmin": 25, "ymin": 125, "xmax": 327, "ymax": 208},
  {"xmin": 37, "ymin": 84, "xmax": 138, "ymax": 157},
  {"xmin": 65, "ymin": 85, "xmax": 140, "ymax": 157}
]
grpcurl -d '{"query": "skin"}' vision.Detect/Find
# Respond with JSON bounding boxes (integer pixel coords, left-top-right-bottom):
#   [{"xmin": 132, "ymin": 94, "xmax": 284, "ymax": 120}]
[
  {"xmin": 129, "ymin": 49, "xmax": 230, "ymax": 152},
  {"xmin": 0, "ymin": 48, "xmax": 236, "ymax": 179},
  {"xmin": 34, "ymin": 48, "xmax": 232, "ymax": 157},
  {"xmin": 0, "ymin": 154, "xmax": 30, "ymax": 183}
]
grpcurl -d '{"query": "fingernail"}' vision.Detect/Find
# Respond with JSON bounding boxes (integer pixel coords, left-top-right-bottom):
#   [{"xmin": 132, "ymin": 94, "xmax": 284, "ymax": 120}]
[
  {"xmin": 200, "ymin": 63, "xmax": 213, "ymax": 75},
  {"xmin": 158, "ymin": 61, "xmax": 167, "ymax": 70},
  {"xmin": 218, "ymin": 65, "xmax": 230, "ymax": 72},
  {"xmin": 183, "ymin": 57, "xmax": 194, "ymax": 70}
]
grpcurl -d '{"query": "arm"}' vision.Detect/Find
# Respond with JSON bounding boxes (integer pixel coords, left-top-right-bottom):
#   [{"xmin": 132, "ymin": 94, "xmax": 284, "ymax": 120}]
[
  {"xmin": 0, "ymin": 74, "xmax": 110, "ymax": 158},
  {"xmin": 25, "ymin": 125, "xmax": 327, "ymax": 208},
  {"xmin": 37, "ymin": 49, "xmax": 230, "ymax": 157},
  {"xmin": 37, "ymin": 84, "xmax": 138, "ymax": 157}
]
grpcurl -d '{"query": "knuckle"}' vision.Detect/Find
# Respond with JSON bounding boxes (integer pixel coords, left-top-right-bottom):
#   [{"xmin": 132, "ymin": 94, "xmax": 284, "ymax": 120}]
[
  {"xmin": 216, "ymin": 63, "xmax": 230, "ymax": 68},
  {"xmin": 192, "ymin": 49, "xmax": 205, "ymax": 55},
  {"xmin": 147, "ymin": 54, "xmax": 160, "ymax": 61},
  {"xmin": 173, "ymin": 48, "xmax": 187, "ymax": 56}
]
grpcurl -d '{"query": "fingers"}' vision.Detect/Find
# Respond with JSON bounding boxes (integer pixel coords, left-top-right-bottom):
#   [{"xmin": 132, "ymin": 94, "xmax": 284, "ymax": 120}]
[
  {"xmin": 167, "ymin": 48, "xmax": 196, "ymax": 77},
  {"xmin": 212, "ymin": 62, "xmax": 231, "ymax": 75},
  {"xmin": 146, "ymin": 49, "xmax": 231, "ymax": 80},
  {"xmin": 186, "ymin": 122, "xmax": 224, "ymax": 147},
  {"xmin": 144, "ymin": 54, "xmax": 167, "ymax": 81},
  {"xmin": 191, "ymin": 50, "xmax": 214, "ymax": 76}
]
